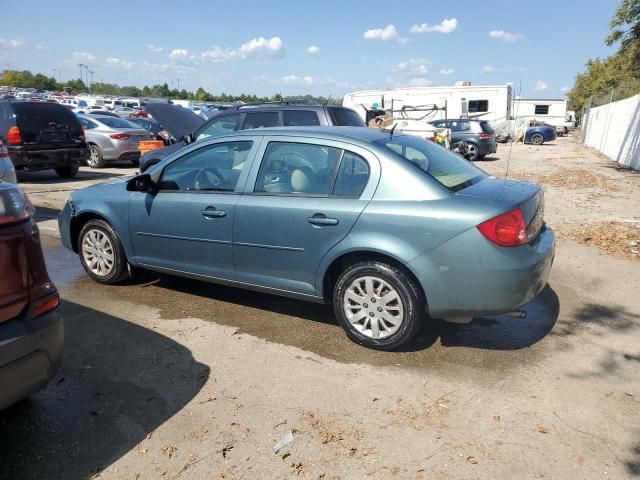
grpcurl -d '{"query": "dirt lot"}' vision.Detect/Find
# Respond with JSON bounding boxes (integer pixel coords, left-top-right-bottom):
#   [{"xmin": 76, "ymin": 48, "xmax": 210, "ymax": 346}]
[{"xmin": 1, "ymin": 136, "xmax": 639, "ymax": 479}]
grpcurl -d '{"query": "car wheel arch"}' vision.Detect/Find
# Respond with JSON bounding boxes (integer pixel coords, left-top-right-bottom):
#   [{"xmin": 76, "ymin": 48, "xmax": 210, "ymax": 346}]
[
  {"xmin": 320, "ymin": 250, "xmax": 427, "ymax": 307},
  {"xmin": 70, "ymin": 211, "xmax": 111, "ymax": 253}
]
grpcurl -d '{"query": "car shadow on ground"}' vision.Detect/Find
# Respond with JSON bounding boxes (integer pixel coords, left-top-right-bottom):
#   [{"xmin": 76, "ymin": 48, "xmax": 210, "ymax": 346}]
[
  {"xmin": 34, "ymin": 205, "xmax": 61, "ymax": 221},
  {"xmin": 0, "ymin": 299, "xmax": 209, "ymax": 480},
  {"xmin": 141, "ymin": 273, "xmax": 560, "ymax": 354}
]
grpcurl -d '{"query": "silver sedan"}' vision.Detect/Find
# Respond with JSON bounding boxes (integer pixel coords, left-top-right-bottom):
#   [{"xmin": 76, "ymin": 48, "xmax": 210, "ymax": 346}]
[{"xmin": 77, "ymin": 115, "xmax": 154, "ymax": 168}]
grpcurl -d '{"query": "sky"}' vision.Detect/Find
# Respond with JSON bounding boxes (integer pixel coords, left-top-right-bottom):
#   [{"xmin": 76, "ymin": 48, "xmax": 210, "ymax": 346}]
[{"xmin": 0, "ymin": 0, "xmax": 622, "ymax": 98}]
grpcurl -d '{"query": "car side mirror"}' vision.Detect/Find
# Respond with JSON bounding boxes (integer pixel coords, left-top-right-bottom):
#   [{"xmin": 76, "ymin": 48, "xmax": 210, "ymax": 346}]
[
  {"xmin": 183, "ymin": 133, "xmax": 193, "ymax": 145},
  {"xmin": 126, "ymin": 173, "xmax": 156, "ymax": 193}
]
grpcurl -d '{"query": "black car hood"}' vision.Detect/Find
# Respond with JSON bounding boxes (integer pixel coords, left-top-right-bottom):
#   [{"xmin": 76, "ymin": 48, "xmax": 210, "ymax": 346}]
[{"xmin": 144, "ymin": 103, "xmax": 204, "ymax": 140}]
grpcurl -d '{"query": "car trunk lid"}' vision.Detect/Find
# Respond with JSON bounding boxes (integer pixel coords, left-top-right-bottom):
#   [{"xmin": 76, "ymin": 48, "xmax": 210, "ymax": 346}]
[
  {"xmin": 11, "ymin": 101, "xmax": 84, "ymax": 149},
  {"xmin": 144, "ymin": 103, "xmax": 205, "ymax": 141},
  {"xmin": 456, "ymin": 177, "xmax": 544, "ymax": 230}
]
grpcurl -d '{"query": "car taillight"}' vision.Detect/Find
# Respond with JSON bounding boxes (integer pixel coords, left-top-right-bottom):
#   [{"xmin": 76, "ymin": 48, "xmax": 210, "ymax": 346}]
[
  {"xmin": 479, "ymin": 132, "xmax": 492, "ymax": 139},
  {"xmin": 0, "ymin": 188, "xmax": 35, "ymax": 226},
  {"xmin": 7, "ymin": 126, "xmax": 22, "ymax": 144},
  {"xmin": 477, "ymin": 207, "xmax": 527, "ymax": 247},
  {"xmin": 31, "ymin": 293, "xmax": 60, "ymax": 318},
  {"xmin": 110, "ymin": 133, "xmax": 130, "ymax": 140}
]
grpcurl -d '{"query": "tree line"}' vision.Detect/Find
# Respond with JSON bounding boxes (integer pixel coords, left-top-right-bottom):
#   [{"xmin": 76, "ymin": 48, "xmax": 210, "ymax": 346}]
[
  {"xmin": 568, "ymin": 0, "xmax": 640, "ymax": 114},
  {"xmin": 0, "ymin": 69, "xmax": 340, "ymax": 105}
]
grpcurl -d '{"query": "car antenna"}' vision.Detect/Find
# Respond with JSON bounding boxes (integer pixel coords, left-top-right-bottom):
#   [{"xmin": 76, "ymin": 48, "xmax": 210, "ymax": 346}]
[
  {"xmin": 324, "ymin": 95, "xmax": 332, "ymax": 106},
  {"xmin": 501, "ymin": 79, "xmax": 522, "ymax": 197},
  {"xmin": 389, "ymin": 122, "xmax": 397, "ymax": 138}
]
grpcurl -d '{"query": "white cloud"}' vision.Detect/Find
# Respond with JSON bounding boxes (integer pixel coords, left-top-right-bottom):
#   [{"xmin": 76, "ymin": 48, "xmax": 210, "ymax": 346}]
[
  {"xmin": 408, "ymin": 77, "xmax": 433, "ymax": 87},
  {"xmin": 392, "ymin": 58, "xmax": 430, "ymax": 76},
  {"xmin": 534, "ymin": 80, "xmax": 549, "ymax": 91},
  {"xmin": 201, "ymin": 36, "xmax": 284, "ymax": 62},
  {"xmin": 106, "ymin": 57, "xmax": 134, "ymax": 70},
  {"xmin": 146, "ymin": 44, "xmax": 163, "ymax": 53},
  {"xmin": 489, "ymin": 30, "xmax": 524, "ymax": 43},
  {"xmin": 0, "ymin": 37, "xmax": 26, "ymax": 48},
  {"xmin": 306, "ymin": 45, "xmax": 320, "ymax": 56},
  {"xmin": 410, "ymin": 18, "xmax": 458, "ymax": 34},
  {"xmin": 439, "ymin": 68, "xmax": 455, "ymax": 75},
  {"xmin": 35, "ymin": 42, "xmax": 49, "ymax": 50},
  {"xmin": 169, "ymin": 48, "xmax": 188, "ymax": 60},
  {"xmin": 281, "ymin": 74, "xmax": 314, "ymax": 86},
  {"xmin": 482, "ymin": 65, "xmax": 495, "ymax": 73},
  {"xmin": 65, "ymin": 52, "xmax": 96, "ymax": 64},
  {"xmin": 363, "ymin": 24, "xmax": 399, "ymax": 41}
]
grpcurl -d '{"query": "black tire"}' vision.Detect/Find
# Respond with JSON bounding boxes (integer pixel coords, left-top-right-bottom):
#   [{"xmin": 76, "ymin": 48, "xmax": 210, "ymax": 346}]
[
  {"xmin": 78, "ymin": 219, "xmax": 129, "ymax": 284},
  {"xmin": 530, "ymin": 133, "xmax": 545, "ymax": 145},
  {"xmin": 130, "ymin": 157, "xmax": 140, "ymax": 167},
  {"xmin": 87, "ymin": 144, "xmax": 107, "ymax": 168},
  {"xmin": 54, "ymin": 165, "xmax": 79, "ymax": 178},
  {"xmin": 333, "ymin": 261, "xmax": 424, "ymax": 351},
  {"xmin": 466, "ymin": 143, "xmax": 480, "ymax": 161}
]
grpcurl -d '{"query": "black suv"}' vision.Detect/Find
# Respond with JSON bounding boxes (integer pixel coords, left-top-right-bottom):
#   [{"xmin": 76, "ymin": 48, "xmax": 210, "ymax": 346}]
[
  {"xmin": 0, "ymin": 100, "xmax": 89, "ymax": 178},
  {"xmin": 430, "ymin": 118, "xmax": 497, "ymax": 161},
  {"xmin": 139, "ymin": 103, "xmax": 365, "ymax": 172}
]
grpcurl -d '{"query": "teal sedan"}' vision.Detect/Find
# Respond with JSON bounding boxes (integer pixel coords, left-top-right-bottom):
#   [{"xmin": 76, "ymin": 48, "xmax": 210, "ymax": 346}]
[{"xmin": 58, "ymin": 127, "xmax": 554, "ymax": 350}]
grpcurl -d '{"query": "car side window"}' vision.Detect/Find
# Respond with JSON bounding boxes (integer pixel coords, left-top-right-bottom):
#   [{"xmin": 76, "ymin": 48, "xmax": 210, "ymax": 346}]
[
  {"xmin": 254, "ymin": 142, "xmax": 341, "ymax": 195},
  {"xmin": 196, "ymin": 114, "xmax": 242, "ymax": 141},
  {"xmin": 332, "ymin": 151, "xmax": 370, "ymax": 197},
  {"xmin": 242, "ymin": 111, "xmax": 280, "ymax": 129},
  {"xmin": 283, "ymin": 110, "xmax": 320, "ymax": 126},
  {"xmin": 78, "ymin": 118, "xmax": 97, "ymax": 129},
  {"xmin": 159, "ymin": 141, "xmax": 253, "ymax": 192}
]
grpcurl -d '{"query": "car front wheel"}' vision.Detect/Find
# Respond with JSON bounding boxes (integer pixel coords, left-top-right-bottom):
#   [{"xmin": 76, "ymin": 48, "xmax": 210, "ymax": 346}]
[
  {"xmin": 333, "ymin": 261, "xmax": 424, "ymax": 350},
  {"xmin": 530, "ymin": 133, "xmax": 545, "ymax": 145},
  {"xmin": 78, "ymin": 219, "xmax": 129, "ymax": 284}
]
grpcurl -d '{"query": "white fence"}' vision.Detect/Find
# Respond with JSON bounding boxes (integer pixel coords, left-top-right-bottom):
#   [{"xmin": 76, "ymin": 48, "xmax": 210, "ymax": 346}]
[{"xmin": 582, "ymin": 93, "xmax": 640, "ymax": 170}]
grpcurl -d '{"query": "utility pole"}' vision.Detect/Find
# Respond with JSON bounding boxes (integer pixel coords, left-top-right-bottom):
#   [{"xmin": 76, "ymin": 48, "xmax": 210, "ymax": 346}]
[
  {"xmin": 89, "ymin": 71, "xmax": 94, "ymax": 90},
  {"xmin": 177, "ymin": 78, "xmax": 180, "ymax": 91},
  {"xmin": 78, "ymin": 63, "xmax": 84, "ymax": 83},
  {"xmin": 84, "ymin": 65, "xmax": 89, "ymax": 91}
]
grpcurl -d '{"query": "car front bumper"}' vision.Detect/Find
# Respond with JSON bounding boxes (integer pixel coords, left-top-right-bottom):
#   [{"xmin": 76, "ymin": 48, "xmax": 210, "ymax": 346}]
[
  {"xmin": 408, "ymin": 225, "xmax": 555, "ymax": 322},
  {"xmin": 0, "ymin": 308, "xmax": 63, "ymax": 410}
]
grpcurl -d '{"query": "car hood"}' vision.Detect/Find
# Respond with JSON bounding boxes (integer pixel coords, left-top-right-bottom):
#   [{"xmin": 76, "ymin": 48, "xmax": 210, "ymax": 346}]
[{"xmin": 144, "ymin": 103, "xmax": 204, "ymax": 140}]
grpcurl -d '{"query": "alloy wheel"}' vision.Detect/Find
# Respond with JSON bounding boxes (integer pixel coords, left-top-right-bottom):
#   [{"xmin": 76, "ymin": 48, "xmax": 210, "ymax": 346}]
[
  {"xmin": 81, "ymin": 229, "xmax": 115, "ymax": 277},
  {"xmin": 88, "ymin": 146, "xmax": 100, "ymax": 167},
  {"xmin": 343, "ymin": 276, "xmax": 404, "ymax": 339}
]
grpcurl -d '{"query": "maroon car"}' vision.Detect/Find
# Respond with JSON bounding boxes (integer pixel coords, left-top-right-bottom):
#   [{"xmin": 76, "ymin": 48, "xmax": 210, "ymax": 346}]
[{"xmin": 0, "ymin": 182, "xmax": 63, "ymax": 409}]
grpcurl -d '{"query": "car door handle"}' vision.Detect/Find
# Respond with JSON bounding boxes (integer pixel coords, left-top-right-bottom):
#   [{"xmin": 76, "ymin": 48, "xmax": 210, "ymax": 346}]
[
  {"xmin": 200, "ymin": 207, "xmax": 226, "ymax": 218},
  {"xmin": 307, "ymin": 214, "xmax": 339, "ymax": 226}
]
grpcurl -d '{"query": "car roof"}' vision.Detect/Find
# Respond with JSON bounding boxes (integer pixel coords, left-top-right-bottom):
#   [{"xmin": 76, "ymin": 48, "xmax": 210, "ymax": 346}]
[{"xmin": 215, "ymin": 126, "xmax": 400, "ymax": 145}]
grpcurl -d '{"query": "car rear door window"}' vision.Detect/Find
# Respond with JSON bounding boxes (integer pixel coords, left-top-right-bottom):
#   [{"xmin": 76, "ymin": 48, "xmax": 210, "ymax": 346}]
[
  {"xmin": 332, "ymin": 151, "xmax": 369, "ymax": 197},
  {"xmin": 328, "ymin": 108, "xmax": 365, "ymax": 126},
  {"xmin": 159, "ymin": 141, "xmax": 253, "ymax": 192},
  {"xmin": 196, "ymin": 113, "xmax": 243, "ymax": 141},
  {"xmin": 254, "ymin": 142, "xmax": 341, "ymax": 195},
  {"xmin": 282, "ymin": 110, "xmax": 320, "ymax": 126},
  {"xmin": 242, "ymin": 111, "xmax": 280, "ymax": 129}
]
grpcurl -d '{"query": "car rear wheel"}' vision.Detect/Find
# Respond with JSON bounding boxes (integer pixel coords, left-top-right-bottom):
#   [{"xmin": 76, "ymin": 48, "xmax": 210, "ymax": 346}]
[
  {"xmin": 333, "ymin": 261, "xmax": 423, "ymax": 350},
  {"xmin": 79, "ymin": 219, "xmax": 128, "ymax": 284},
  {"xmin": 530, "ymin": 133, "xmax": 545, "ymax": 145},
  {"xmin": 54, "ymin": 165, "xmax": 79, "ymax": 178},
  {"xmin": 87, "ymin": 144, "xmax": 106, "ymax": 168},
  {"xmin": 466, "ymin": 143, "xmax": 480, "ymax": 161}
]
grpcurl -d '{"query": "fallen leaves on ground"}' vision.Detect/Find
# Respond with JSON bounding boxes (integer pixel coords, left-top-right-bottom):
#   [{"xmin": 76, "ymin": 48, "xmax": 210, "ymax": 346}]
[
  {"xmin": 162, "ymin": 445, "xmax": 177, "ymax": 458},
  {"xmin": 537, "ymin": 425, "xmax": 551, "ymax": 434},
  {"xmin": 509, "ymin": 167, "xmax": 612, "ymax": 190},
  {"xmin": 567, "ymin": 221, "xmax": 640, "ymax": 260},
  {"xmin": 466, "ymin": 456, "xmax": 478, "ymax": 464},
  {"xmin": 301, "ymin": 411, "xmax": 344, "ymax": 444}
]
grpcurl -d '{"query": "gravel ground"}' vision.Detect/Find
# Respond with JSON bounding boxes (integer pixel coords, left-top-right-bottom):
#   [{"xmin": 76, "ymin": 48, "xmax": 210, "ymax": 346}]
[{"xmin": 2, "ymin": 135, "xmax": 639, "ymax": 480}]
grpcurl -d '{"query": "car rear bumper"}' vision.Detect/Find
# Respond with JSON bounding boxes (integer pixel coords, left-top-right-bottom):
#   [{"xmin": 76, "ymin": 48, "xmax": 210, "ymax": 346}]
[
  {"xmin": 408, "ymin": 225, "xmax": 555, "ymax": 322},
  {"xmin": 7, "ymin": 146, "xmax": 88, "ymax": 171},
  {"xmin": 0, "ymin": 308, "xmax": 63, "ymax": 410},
  {"xmin": 478, "ymin": 139, "xmax": 497, "ymax": 155}
]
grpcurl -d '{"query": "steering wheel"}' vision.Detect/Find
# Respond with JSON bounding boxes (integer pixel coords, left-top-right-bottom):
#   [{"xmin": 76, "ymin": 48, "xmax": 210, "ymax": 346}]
[{"xmin": 194, "ymin": 167, "xmax": 226, "ymax": 190}]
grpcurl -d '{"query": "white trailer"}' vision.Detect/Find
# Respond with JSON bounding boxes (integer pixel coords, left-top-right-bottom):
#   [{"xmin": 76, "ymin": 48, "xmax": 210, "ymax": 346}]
[
  {"xmin": 342, "ymin": 82, "xmax": 513, "ymax": 124},
  {"xmin": 511, "ymin": 98, "xmax": 572, "ymax": 133}
]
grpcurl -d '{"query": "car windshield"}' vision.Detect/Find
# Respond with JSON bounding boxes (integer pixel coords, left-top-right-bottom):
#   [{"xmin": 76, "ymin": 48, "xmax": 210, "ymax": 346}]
[
  {"xmin": 375, "ymin": 134, "xmax": 486, "ymax": 191},
  {"xmin": 97, "ymin": 117, "xmax": 140, "ymax": 129}
]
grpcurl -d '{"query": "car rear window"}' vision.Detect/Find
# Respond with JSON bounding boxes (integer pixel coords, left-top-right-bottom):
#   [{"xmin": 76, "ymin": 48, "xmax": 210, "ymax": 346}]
[
  {"xmin": 11, "ymin": 102, "xmax": 81, "ymax": 133},
  {"xmin": 283, "ymin": 110, "xmax": 320, "ymax": 126},
  {"xmin": 243, "ymin": 111, "xmax": 280, "ymax": 129},
  {"xmin": 97, "ymin": 117, "xmax": 140, "ymax": 129},
  {"xmin": 375, "ymin": 134, "xmax": 486, "ymax": 191},
  {"xmin": 328, "ymin": 108, "xmax": 366, "ymax": 127},
  {"xmin": 480, "ymin": 122, "xmax": 494, "ymax": 133}
]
